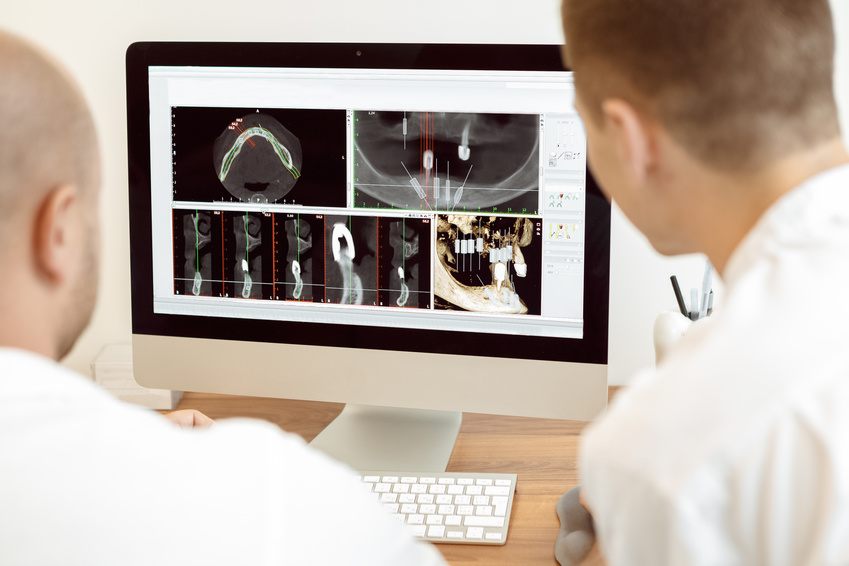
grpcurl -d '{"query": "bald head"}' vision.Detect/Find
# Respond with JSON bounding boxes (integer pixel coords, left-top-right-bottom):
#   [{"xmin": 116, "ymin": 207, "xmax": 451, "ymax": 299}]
[
  {"xmin": 0, "ymin": 30, "xmax": 98, "ymax": 234},
  {"xmin": 0, "ymin": 30, "xmax": 100, "ymax": 360}
]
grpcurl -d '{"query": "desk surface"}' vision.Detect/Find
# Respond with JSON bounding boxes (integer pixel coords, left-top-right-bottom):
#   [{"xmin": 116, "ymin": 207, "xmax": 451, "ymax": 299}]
[{"xmin": 173, "ymin": 388, "xmax": 619, "ymax": 566}]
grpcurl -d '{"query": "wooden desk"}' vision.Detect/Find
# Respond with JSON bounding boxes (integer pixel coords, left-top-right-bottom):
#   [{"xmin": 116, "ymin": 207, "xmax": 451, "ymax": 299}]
[{"xmin": 173, "ymin": 388, "xmax": 620, "ymax": 565}]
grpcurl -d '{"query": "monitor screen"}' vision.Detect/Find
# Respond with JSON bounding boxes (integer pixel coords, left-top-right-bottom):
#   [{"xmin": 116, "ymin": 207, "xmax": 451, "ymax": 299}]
[{"xmin": 127, "ymin": 44, "xmax": 610, "ymax": 462}]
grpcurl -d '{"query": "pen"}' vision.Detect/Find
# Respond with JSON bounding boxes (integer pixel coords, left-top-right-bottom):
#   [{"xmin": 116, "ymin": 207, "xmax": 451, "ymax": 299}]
[
  {"xmin": 699, "ymin": 261, "xmax": 713, "ymax": 319},
  {"xmin": 707, "ymin": 290, "xmax": 714, "ymax": 316},
  {"xmin": 670, "ymin": 275, "xmax": 688, "ymax": 317},
  {"xmin": 690, "ymin": 288, "xmax": 699, "ymax": 321}
]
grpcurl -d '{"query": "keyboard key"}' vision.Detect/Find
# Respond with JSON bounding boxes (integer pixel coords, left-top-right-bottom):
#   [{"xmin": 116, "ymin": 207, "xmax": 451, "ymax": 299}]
[
  {"xmin": 363, "ymin": 475, "xmax": 380, "ymax": 483},
  {"xmin": 399, "ymin": 494, "xmax": 416, "ymax": 504},
  {"xmin": 495, "ymin": 504, "xmax": 507, "ymax": 517},
  {"xmin": 375, "ymin": 483, "xmax": 391, "ymax": 493},
  {"xmin": 466, "ymin": 527, "xmax": 484, "ymax": 539},
  {"xmin": 380, "ymin": 493, "xmax": 397, "ymax": 503},
  {"xmin": 457, "ymin": 478, "xmax": 474, "ymax": 485},
  {"xmin": 447, "ymin": 484, "xmax": 465, "ymax": 495},
  {"xmin": 426, "ymin": 514, "xmax": 443, "ymax": 526},
  {"xmin": 417, "ymin": 494, "xmax": 434, "ymax": 504},
  {"xmin": 475, "ymin": 478, "xmax": 493, "ymax": 486},
  {"xmin": 438, "ymin": 504, "xmax": 455, "ymax": 515},
  {"xmin": 475, "ymin": 505, "xmax": 493, "ymax": 516},
  {"xmin": 392, "ymin": 483, "xmax": 410, "ymax": 494},
  {"xmin": 407, "ymin": 514, "xmax": 424, "ymax": 525},
  {"xmin": 455, "ymin": 495, "xmax": 471, "ymax": 505},
  {"xmin": 485, "ymin": 486, "xmax": 510, "ymax": 496},
  {"xmin": 420, "ymin": 504, "xmax": 436, "ymax": 515},
  {"xmin": 457, "ymin": 505, "xmax": 474, "ymax": 516},
  {"xmin": 409, "ymin": 525, "xmax": 426, "ymax": 537},
  {"xmin": 464, "ymin": 516, "xmax": 505, "ymax": 528},
  {"xmin": 486, "ymin": 532, "xmax": 504, "ymax": 541},
  {"xmin": 429, "ymin": 484, "xmax": 446, "ymax": 495},
  {"xmin": 401, "ymin": 503, "xmax": 418, "ymax": 514},
  {"xmin": 473, "ymin": 495, "xmax": 489, "ymax": 506},
  {"xmin": 438, "ymin": 477, "xmax": 455, "ymax": 485},
  {"xmin": 466, "ymin": 485, "xmax": 483, "ymax": 496},
  {"xmin": 401, "ymin": 477, "xmax": 417, "ymax": 484},
  {"xmin": 383, "ymin": 476, "xmax": 399, "ymax": 483},
  {"xmin": 436, "ymin": 494, "xmax": 452, "ymax": 505},
  {"xmin": 384, "ymin": 503, "xmax": 400, "ymax": 513},
  {"xmin": 420, "ymin": 477, "xmax": 436, "ymax": 484},
  {"xmin": 427, "ymin": 525, "xmax": 446, "ymax": 538},
  {"xmin": 447, "ymin": 530, "xmax": 464, "ymax": 539},
  {"xmin": 411, "ymin": 484, "xmax": 428, "ymax": 494},
  {"xmin": 495, "ymin": 479, "xmax": 512, "ymax": 487},
  {"xmin": 445, "ymin": 515, "xmax": 462, "ymax": 527}
]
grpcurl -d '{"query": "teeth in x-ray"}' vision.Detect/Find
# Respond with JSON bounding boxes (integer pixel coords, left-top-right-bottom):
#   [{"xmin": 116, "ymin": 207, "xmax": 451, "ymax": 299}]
[
  {"xmin": 423, "ymin": 150, "xmax": 434, "ymax": 172},
  {"xmin": 458, "ymin": 121, "xmax": 471, "ymax": 161},
  {"xmin": 396, "ymin": 266, "xmax": 409, "ymax": 307},
  {"xmin": 292, "ymin": 260, "xmax": 303, "ymax": 300},
  {"xmin": 241, "ymin": 259, "xmax": 252, "ymax": 298},
  {"xmin": 331, "ymin": 223, "xmax": 356, "ymax": 261},
  {"xmin": 192, "ymin": 271, "xmax": 202, "ymax": 296}
]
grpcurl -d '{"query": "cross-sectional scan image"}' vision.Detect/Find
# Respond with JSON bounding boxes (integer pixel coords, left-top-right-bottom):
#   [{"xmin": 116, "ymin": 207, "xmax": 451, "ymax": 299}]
[
  {"xmin": 274, "ymin": 213, "xmax": 327, "ymax": 302},
  {"xmin": 172, "ymin": 107, "xmax": 346, "ymax": 207},
  {"xmin": 435, "ymin": 214, "xmax": 542, "ymax": 315},
  {"xmin": 227, "ymin": 211, "xmax": 274, "ymax": 300},
  {"xmin": 323, "ymin": 215, "xmax": 431, "ymax": 308},
  {"xmin": 172, "ymin": 210, "xmax": 275, "ymax": 299},
  {"xmin": 214, "ymin": 114, "xmax": 303, "ymax": 203},
  {"xmin": 173, "ymin": 210, "xmax": 223, "ymax": 297},
  {"xmin": 353, "ymin": 111, "xmax": 540, "ymax": 214}
]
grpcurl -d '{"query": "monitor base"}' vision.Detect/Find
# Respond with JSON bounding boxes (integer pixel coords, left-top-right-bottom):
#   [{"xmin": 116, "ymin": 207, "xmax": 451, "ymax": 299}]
[{"xmin": 309, "ymin": 404, "xmax": 462, "ymax": 472}]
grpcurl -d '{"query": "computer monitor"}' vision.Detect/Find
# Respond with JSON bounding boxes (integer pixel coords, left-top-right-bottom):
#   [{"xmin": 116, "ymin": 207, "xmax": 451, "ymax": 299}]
[{"xmin": 126, "ymin": 42, "xmax": 610, "ymax": 471}]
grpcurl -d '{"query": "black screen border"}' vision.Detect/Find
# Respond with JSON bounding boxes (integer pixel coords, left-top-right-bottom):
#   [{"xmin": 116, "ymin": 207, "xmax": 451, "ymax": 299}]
[{"xmin": 126, "ymin": 42, "xmax": 610, "ymax": 365}]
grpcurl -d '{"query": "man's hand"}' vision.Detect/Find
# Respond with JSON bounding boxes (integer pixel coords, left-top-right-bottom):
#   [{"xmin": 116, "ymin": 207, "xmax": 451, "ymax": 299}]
[{"xmin": 162, "ymin": 409, "xmax": 215, "ymax": 428}]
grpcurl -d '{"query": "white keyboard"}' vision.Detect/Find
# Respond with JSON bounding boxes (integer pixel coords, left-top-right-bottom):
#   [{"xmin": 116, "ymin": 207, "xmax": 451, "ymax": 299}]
[{"xmin": 359, "ymin": 470, "xmax": 517, "ymax": 545}]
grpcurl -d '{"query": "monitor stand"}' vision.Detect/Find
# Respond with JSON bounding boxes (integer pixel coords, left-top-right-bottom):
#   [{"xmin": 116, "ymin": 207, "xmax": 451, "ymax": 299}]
[{"xmin": 309, "ymin": 405, "xmax": 462, "ymax": 472}]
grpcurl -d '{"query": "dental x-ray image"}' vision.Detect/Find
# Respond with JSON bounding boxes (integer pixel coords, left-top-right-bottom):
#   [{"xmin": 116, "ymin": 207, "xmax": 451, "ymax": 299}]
[
  {"xmin": 173, "ymin": 210, "xmax": 223, "ymax": 297},
  {"xmin": 353, "ymin": 111, "xmax": 540, "ymax": 214},
  {"xmin": 434, "ymin": 214, "xmax": 542, "ymax": 315},
  {"xmin": 171, "ymin": 106, "xmax": 347, "ymax": 207},
  {"xmin": 323, "ymin": 214, "xmax": 431, "ymax": 308}
]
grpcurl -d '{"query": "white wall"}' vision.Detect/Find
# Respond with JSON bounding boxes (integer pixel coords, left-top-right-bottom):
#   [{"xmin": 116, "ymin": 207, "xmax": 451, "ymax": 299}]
[{"xmin": 4, "ymin": 0, "xmax": 848, "ymax": 385}]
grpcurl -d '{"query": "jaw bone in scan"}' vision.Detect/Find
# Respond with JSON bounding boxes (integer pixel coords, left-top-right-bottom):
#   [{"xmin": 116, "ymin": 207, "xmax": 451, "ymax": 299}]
[
  {"xmin": 234, "ymin": 212, "xmax": 264, "ymax": 299},
  {"xmin": 353, "ymin": 111, "xmax": 539, "ymax": 213},
  {"xmin": 434, "ymin": 215, "xmax": 540, "ymax": 315},
  {"xmin": 183, "ymin": 211, "xmax": 213, "ymax": 296},
  {"xmin": 213, "ymin": 113, "xmax": 303, "ymax": 204}
]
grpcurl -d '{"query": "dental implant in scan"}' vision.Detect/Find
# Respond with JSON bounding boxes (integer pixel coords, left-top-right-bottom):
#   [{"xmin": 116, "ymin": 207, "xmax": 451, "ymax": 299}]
[
  {"xmin": 434, "ymin": 214, "xmax": 541, "ymax": 315},
  {"xmin": 323, "ymin": 215, "xmax": 432, "ymax": 308},
  {"xmin": 213, "ymin": 113, "xmax": 303, "ymax": 204},
  {"xmin": 353, "ymin": 111, "xmax": 540, "ymax": 214}
]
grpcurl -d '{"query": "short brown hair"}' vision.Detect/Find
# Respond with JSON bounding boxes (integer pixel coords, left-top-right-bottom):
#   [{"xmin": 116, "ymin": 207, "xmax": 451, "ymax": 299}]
[{"xmin": 562, "ymin": 0, "xmax": 841, "ymax": 172}]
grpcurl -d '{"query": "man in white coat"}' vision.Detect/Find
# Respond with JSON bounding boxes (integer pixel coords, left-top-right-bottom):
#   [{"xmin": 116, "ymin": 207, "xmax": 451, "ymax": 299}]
[
  {"xmin": 558, "ymin": 0, "xmax": 849, "ymax": 564},
  {"xmin": 0, "ymin": 29, "xmax": 446, "ymax": 566}
]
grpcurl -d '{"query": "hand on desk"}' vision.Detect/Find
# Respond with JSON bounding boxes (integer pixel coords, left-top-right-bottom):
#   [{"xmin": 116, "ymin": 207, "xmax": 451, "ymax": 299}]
[{"xmin": 163, "ymin": 409, "xmax": 215, "ymax": 428}]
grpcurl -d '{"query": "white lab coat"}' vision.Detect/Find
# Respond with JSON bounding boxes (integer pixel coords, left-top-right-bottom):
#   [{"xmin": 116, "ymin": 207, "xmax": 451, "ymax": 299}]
[
  {"xmin": 581, "ymin": 164, "xmax": 849, "ymax": 565},
  {"xmin": 0, "ymin": 348, "xmax": 446, "ymax": 566}
]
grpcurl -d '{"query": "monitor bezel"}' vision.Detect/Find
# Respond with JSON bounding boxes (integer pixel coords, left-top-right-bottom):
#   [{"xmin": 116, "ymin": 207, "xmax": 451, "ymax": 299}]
[{"xmin": 126, "ymin": 42, "xmax": 610, "ymax": 367}]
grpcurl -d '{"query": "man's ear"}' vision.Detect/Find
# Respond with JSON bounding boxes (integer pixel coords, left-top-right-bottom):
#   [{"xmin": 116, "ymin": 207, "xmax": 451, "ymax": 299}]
[
  {"xmin": 600, "ymin": 99, "xmax": 655, "ymax": 186},
  {"xmin": 33, "ymin": 184, "xmax": 79, "ymax": 284}
]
